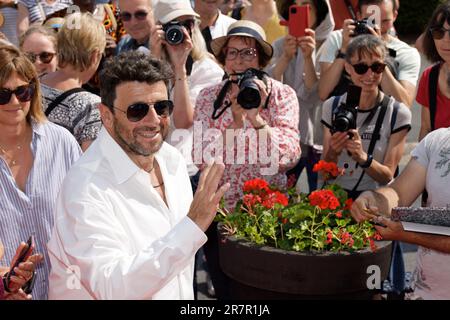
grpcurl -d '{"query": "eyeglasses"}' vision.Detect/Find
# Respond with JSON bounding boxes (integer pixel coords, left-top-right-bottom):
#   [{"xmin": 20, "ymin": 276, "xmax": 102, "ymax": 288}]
[
  {"xmin": 351, "ymin": 62, "xmax": 386, "ymax": 75},
  {"xmin": 223, "ymin": 47, "xmax": 257, "ymax": 62},
  {"xmin": 119, "ymin": 10, "xmax": 149, "ymax": 22},
  {"xmin": 0, "ymin": 83, "xmax": 35, "ymax": 105},
  {"xmin": 429, "ymin": 26, "xmax": 450, "ymax": 40},
  {"xmin": 25, "ymin": 52, "xmax": 55, "ymax": 64},
  {"xmin": 113, "ymin": 100, "xmax": 174, "ymax": 122}
]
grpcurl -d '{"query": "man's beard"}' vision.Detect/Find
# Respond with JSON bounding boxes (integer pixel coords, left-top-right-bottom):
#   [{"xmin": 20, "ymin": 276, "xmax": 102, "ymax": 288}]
[{"xmin": 113, "ymin": 119, "xmax": 168, "ymax": 157}]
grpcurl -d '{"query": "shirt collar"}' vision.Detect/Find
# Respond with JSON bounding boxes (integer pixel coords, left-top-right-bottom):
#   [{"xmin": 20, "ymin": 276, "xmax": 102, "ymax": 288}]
[
  {"xmin": 31, "ymin": 119, "xmax": 46, "ymax": 137},
  {"xmin": 98, "ymin": 127, "xmax": 180, "ymax": 185}
]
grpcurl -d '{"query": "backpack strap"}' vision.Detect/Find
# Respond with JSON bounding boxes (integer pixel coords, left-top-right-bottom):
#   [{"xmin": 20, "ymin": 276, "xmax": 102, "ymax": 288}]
[
  {"xmin": 45, "ymin": 88, "xmax": 86, "ymax": 117},
  {"xmin": 428, "ymin": 63, "xmax": 441, "ymax": 131},
  {"xmin": 352, "ymin": 95, "xmax": 390, "ymax": 192},
  {"xmin": 390, "ymin": 101, "xmax": 400, "ymax": 132}
]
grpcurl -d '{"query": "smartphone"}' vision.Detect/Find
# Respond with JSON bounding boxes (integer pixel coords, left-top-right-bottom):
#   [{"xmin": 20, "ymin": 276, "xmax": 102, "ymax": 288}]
[
  {"xmin": 280, "ymin": 4, "xmax": 310, "ymax": 38},
  {"xmin": 4, "ymin": 235, "xmax": 35, "ymax": 291}
]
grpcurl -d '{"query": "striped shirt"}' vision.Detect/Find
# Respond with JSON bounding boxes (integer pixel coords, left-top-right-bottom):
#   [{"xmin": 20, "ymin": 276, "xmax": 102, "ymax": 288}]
[
  {"xmin": 0, "ymin": 120, "xmax": 81, "ymax": 300},
  {"xmin": 18, "ymin": 0, "xmax": 72, "ymax": 23}
]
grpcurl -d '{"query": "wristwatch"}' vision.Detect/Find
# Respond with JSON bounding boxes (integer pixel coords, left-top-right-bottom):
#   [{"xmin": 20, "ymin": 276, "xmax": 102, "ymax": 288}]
[
  {"xmin": 336, "ymin": 50, "xmax": 346, "ymax": 60},
  {"xmin": 359, "ymin": 154, "xmax": 373, "ymax": 169}
]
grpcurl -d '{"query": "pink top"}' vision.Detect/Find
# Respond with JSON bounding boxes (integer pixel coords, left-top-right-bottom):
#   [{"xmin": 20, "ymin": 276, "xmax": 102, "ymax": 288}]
[{"xmin": 193, "ymin": 78, "xmax": 301, "ymax": 209}]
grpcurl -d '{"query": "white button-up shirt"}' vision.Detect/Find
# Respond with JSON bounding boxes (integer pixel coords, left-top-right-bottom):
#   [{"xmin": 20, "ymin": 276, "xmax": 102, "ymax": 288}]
[{"xmin": 47, "ymin": 128, "xmax": 207, "ymax": 300}]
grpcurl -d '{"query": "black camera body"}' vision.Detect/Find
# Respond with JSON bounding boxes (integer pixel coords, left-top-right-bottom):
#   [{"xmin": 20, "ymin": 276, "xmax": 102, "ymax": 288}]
[
  {"xmin": 331, "ymin": 85, "xmax": 361, "ymax": 133},
  {"xmin": 163, "ymin": 21, "xmax": 184, "ymax": 45},
  {"xmin": 235, "ymin": 68, "xmax": 267, "ymax": 110},
  {"xmin": 352, "ymin": 18, "xmax": 372, "ymax": 36}
]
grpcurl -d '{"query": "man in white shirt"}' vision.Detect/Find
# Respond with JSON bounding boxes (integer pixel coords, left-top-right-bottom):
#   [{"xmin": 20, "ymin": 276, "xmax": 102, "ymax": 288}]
[
  {"xmin": 47, "ymin": 51, "xmax": 229, "ymax": 300},
  {"xmin": 194, "ymin": 0, "xmax": 236, "ymax": 52}
]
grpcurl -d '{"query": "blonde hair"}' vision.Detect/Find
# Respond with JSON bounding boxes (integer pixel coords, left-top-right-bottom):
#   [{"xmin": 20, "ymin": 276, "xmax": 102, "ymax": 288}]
[
  {"xmin": 57, "ymin": 12, "xmax": 106, "ymax": 71},
  {"xmin": 19, "ymin": 25, "xmax": 58, "ymax": 50},
  {"xmin": 0, "ymin": 45, "xmax": 46, "ymax": 123}
]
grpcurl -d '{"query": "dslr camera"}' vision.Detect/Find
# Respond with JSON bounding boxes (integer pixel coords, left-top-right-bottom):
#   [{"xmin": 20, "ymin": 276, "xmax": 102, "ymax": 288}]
[
  {"xmin": 163, "ymin": 21, "xmax": 184, "ymax": 45},
  {"xmin": 352, "ymin": 18, "xmax": 373, "ymax": 36},
  {"xmin": 332, "ymin": 85, "xmax": 361, "ymax": 133},
  {"xmin": 235, "ymin": 68, "xmax": 268, "ymax": 110}
]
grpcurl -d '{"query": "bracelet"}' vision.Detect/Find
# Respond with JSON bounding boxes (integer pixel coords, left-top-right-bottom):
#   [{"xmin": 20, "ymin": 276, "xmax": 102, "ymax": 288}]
[
  {"xmin": 336, "ymin": 50, "xmax": 346, "ymax": 60},
  {"xmin": 359, "ymin": 154, "xmax": 373, "ymax": 169}
]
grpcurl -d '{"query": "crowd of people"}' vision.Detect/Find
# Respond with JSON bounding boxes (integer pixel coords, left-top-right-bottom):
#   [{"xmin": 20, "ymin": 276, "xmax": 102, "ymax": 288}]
[{"xmin": 0, "ymin": 0, "xmax": 449, "ymax": 300}]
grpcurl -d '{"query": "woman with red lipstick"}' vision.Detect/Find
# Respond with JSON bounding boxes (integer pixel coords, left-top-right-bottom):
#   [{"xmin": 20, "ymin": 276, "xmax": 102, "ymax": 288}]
[{"xmin": 417, "ymin": 1, "xmax": 450, "ymax": 142}]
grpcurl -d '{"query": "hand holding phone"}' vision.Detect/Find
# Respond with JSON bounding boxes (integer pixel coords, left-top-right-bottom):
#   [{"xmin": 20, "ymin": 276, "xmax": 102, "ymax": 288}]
[
  {"xmin": 3, "ymin": 236, "xmax": 35, "ymax": 293},
  {"xmin": 280, "ymin": 4, "xmax": 310, "ymax": 38}
]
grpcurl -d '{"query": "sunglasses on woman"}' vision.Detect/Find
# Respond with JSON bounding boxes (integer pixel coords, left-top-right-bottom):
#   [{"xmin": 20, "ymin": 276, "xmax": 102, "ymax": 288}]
[
  {"xmin": 0, "ymin": 83, "xmax": 35, "ymax": 105},
  {"xmin": 429, "ymin": 26, "xmax": 450, "ymax": 40},
  {"xmin": 113, "ymin": 100, "xmax": 174, "ymax": 122},
  {"xmin": 351, "ymin": 62, "xmax": 386, "ymax": 75},
  {"xmin": 25, "ymin": 52, "xmax": 55, "ymax": 64},
  {"xmin": 119, "ymin": 10, "xmax": 149, "ymax": 22}
]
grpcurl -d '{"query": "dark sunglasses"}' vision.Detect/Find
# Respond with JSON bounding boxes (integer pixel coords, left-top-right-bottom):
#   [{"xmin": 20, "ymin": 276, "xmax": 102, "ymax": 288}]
[
  {"xmin": 0, "ymin": 83, "xmax": 35, "ymax": 105},
  {"xmin": 430, "ymin": 26, "xmax": 450, "ymax": 40},
  {"xmin": 25, "ymin": 52, "xmax": 56, "ymax": 64},
  {"xmin": 352, "ymin": 62, "xmax": 386, "ymax": 75},
  {"xmin": 113, "ymin": 100, "xmax": 174, "ymax": 122},
  {"xmin": 119, "ymin": 10, "xmax": 149, "ymax": 22}
]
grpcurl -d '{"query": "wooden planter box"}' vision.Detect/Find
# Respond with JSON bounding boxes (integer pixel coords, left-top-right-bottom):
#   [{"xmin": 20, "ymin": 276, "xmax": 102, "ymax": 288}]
[{"xmin": 218, "ymin": 228, "xmax": 392, "ymax": 300}]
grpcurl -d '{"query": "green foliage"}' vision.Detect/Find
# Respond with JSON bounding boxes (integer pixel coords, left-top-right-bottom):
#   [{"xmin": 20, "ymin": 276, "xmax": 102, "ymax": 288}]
[{"xmin": 396, "ymin": 0, "xmax": 447, "ymax": 36}]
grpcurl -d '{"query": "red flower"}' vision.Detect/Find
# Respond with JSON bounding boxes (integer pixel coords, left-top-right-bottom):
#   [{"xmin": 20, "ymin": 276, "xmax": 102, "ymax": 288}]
[
  {"xmin": 287, "ymin": 174, "xmax": 297, "ymax": 189},
  {"xmin": 243, "ymin": 194, "xmax": 262, "ymax": 208},
  {"xmin": 282, "ymin": 218, "xmax": 288, "ymax": 225},
  {"xmin": 261, "ymin": 191, "xmax": 288, "ymax": 209},
  {"xmin": 374, "ymin": 232, "xmax": 383, "ymax": 241},
  {"xmin": 313, "ymin": 160, "xmax": 341, "ymax": 178},
  {"xmin": 243, "ymin": 178, "xmax": 270, "ymax": 193},
  {"xmin": 344, "ymin": 198, "xmax": 353, "ymax": 211},
  {"xmin": 309, "ymin": 190, "xmax": 340, "ymax": 210},
  {"xmin": 335, "ymin": 211, "xmax": 343, "ymax": 218}
]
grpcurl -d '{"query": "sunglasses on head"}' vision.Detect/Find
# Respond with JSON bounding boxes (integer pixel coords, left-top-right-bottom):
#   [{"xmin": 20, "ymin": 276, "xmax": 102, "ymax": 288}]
[
  {"xmin": 352, "ymin": 62, "xmax": 386, "ymax": 75},
  {"xmin": 119, "ymin": 10, "xmax": 149, "ymax": 22},
  {"xmin": 25, "ymin": 52, "xmax": 56, "ymax": 64},
  {"xmin": 0, "ymin": 83, "xmax": 35, "ymax": 105},
  {"xmin": 113, "ymin": 100, "xmax": 174, "ymax": 122},
  {"xmin": 429, "ymin": 26, "xmax": 450, "ymax": 40}
]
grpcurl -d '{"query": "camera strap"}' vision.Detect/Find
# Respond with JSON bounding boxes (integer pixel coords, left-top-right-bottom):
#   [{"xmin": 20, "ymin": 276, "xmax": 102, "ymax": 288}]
[
  {"xmin": 212, "ymin": 80, "xmax": 233, "ymax": 120},
  {"xmin": 351, "ymin": 95, "xmax": 390, "ymax": 192},
  {"xmin": 344, "ymin": 0, "xmax": 357, "ymax": 20}
]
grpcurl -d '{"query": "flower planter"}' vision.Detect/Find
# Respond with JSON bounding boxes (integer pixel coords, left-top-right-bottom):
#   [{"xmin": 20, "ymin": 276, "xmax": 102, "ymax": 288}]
[{"xmin": 218, "ymin": 227, "xmax": 392, "ymax": 300}]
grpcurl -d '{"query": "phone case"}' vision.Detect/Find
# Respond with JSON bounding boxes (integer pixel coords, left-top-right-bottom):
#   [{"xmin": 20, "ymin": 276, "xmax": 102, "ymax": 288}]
[{"xmin": 280, "ymin": 4, "xmax": 310, "ymax": 38}]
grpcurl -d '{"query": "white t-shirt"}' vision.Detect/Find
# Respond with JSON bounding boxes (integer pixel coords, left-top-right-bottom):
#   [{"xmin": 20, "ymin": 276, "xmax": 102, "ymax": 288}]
[
  {"xmin": 321, "ymin": 93, "xmax": 411, "ymax": 192},
  {"xmin": 209, "ymin": 10, "xmax": 236, "ymax": 40},
  {"xmin": 410, "ymin": 128, "xmax": 450, "ymax": 300},
  {"xmin": 318, "ymin": 30, "xmax": 421, "ymax": 86}
]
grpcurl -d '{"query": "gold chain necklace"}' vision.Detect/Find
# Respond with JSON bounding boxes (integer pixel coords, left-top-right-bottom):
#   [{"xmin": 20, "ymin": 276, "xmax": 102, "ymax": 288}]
[{"xmin": 0, "ymin": 143, "xmax": 23, "ymax": 166}]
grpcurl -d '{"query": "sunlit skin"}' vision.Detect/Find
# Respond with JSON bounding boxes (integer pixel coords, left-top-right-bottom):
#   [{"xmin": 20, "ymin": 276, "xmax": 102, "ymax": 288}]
[
  {"xmin": 21, "ymin": 32, "xmax": 57, "ymax": 77},
  {"xmin": 0, "ymin": 72, "xmax": 31, "ymax": 127},
  {"xmin": 434, "ymin": 21, "xmax": 450, "ymax": 64}
]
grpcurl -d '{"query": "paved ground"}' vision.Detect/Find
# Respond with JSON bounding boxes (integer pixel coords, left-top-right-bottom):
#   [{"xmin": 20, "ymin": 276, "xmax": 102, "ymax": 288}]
[{"xmin": 196, "ymin": 40, "xmax": 429, "ymax": 300}]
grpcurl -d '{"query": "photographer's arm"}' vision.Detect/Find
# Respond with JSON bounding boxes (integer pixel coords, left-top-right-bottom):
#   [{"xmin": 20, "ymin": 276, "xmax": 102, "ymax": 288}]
[
  {"xmin": 380, "ymin": 69, "xmax": 415, "ymax": 107},
  {"xmin": 346, "ymin": 129, "xmax": 408, "ymax": 185},
  {"xmin": 322, "ymin": 127, "xmax": 347, "ymax": 163},
  {"xmin": 271, "ymin": 35, "xmax": 297, "ymax": 81},
  {"xmin": 299, "ymin": 29, "xmax": 318, "ymax": 91}
]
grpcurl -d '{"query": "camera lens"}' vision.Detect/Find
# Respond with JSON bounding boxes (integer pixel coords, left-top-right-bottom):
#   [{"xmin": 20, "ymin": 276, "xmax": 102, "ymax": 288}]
[
  {"xmin": 165, "ymin": 24, "xmax": 184, "ymax": 45},
  {"xmin": 333, "ymin": 116, "xmax": 352, "ymax": 132}
]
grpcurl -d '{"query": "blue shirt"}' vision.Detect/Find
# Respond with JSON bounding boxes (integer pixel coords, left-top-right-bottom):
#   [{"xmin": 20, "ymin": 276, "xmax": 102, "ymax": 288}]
[
  {"xmin": 115, "ymin": 35, "xmax": 150, "ymax": 55},
  {"xmin": 0, "ymin": 120, "xmax": 81, "ymax": 300}
]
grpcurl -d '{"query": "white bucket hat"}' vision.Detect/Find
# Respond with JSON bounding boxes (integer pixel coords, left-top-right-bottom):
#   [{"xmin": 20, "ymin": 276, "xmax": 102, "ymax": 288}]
[{"xmin": 153, "ymin": 0, "xmax": 200, "ymax": 24}]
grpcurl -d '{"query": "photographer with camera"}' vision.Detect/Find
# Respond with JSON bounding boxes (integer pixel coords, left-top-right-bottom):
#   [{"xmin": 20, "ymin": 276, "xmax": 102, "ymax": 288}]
[
  {"xmin": 268, "ymin": 0, "xmax": 335, "ymax": 192},
  {"xmin": 321, "ymin": 35, "xmax": 411, "ymax": 200},
  {"xmin": 151, "ymin": 0, "xmax": 223, "ymax": 176},
  {"xmin": 193, "ymin": 20, "xmax": 300, "ymax": 299},
  {"xmin": 318, "ymin": 0, "xmax": 420, "ymax": 107}
]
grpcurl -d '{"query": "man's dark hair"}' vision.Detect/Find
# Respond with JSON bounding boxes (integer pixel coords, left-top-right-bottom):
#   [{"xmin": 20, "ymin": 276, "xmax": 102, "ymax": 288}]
[
  {"xmin": 99, "ymin": 51, "xmax": 174, "ymax": 111},
  {"xmin": 422, "ymin": 2, "xmax": 450, "ymax": 63},
  {"xmin": 357, "ymin": 0, "xmax": 396, "ymax": 14}
]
